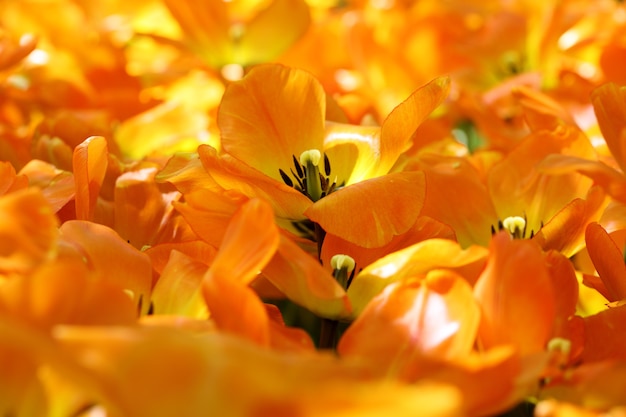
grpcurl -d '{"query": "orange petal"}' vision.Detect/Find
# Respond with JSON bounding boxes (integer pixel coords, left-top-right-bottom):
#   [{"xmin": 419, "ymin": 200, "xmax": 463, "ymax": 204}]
[
  {"xmin": 320, "ymin": 215, "xmax": 456, "ymax": 272},
  {"xmin": 538, "ymin": 154, "xmax": 626, "ymax": 203},
  {"xmin": 418, "ymin": 156, "xmax": 498, "ymax": 248},
  {"xmin": 488, "ymin": 129, "xmax": 593, "ymax": 235},
  {"xmin": 378, "ymin": 76, "xmax": 451, "ymax": 175},
  {"xmin": 581, "ymin": 305, "xmax": 626, "ymax": 362},
  {"xmin": 474, "ymin": 232, "xmax": 556, "ymax": 355},
  {"xmin": 202, "ymin": 272, "xmax": 270, "ymax": 346},
  {"xmin": 238, "ymin": 0, "xmax": 310, "ymax": 66},
  {"xmin": 585, "ymin": 222, "xmax": 626, "ymax": 302},
  {"xmin": 198, "ymin": 145, "xmax": 312, "ymax": 220},
  {"xmin": 591, "ymin": 82, "xmax": 626, "ymax": 173},
  {"xmin": 339, "ymin": 270, "xmax": 480, "ymax": 365},
  {"xmin": 544, "ymin": 250, "xmax": 579, "ymax": 338},
  {"xmin": 0, "ymin": 161, "xmax": 28, "ymax": 196},
  {"xmin": 151, "ymin": 250, "xmax": 208, "ymax": 318},
  {"xmin": 262, "ymin": 234, "xmax": 351, "ymax": 320},
  {"xmin": 0, "ymin": 188, "xmax": 58, "ymax": 275},
  {"xmin": 18, "ymin": 160, "xmax": 75, "ymax": 213},
  {"xmin": 218, "ymin": 64, "xmax": 325, "ymax": 182},
  {"xmin": 0, "ymin": 259, "xmax": 137, "ymax": 329},
  {"xmin": 533, "ymin": 186, "xmax": 608, "ymax": 258},
  {"xmin": 72, "ymin": 136, "xmax": 108, "ymax": 221},
  {"xmin": 209, "ymin": 198, "xmax": 280, "ymax": 285},
  {"xmin": 114, "ymin": 167, "xmax": 180, "ymax": 249},
  {"xmin": 305, "ymin": 171, "xmax": 426, "ymax": 248},
  {"xmin": 59, "ymin": 220, "xmax": 153, "ymax": 315},
  {"xmin": 348, "ymin": 238, "xmax": 488, "ymax": 317}
]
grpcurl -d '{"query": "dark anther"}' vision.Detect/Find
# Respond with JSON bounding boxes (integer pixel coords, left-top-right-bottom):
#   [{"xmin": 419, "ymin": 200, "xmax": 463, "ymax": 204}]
[
  {"xmin": 279, "ymin": 168, "xmax": 294, "ymax": 187},
  {"xmin": 346, "ymin": 267, "xmax": 359, "ymax": 290},
  {"xmin": 290, "ymin": 168, "xmax": 305, "ymax": 189},
  {"xmin": 293, "ymin": 155, "xmax": 304, "ymax": 178},
  {"xmin": 324, "ymin": 153, "xmax": 331, "ymax": 176},
  {"xmin": 490, "ymin": 224, "xmax": 496, "ymax": 235}
]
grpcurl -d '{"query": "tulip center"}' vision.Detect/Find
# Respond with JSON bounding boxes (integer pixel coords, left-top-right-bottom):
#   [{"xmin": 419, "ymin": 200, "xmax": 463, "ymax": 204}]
[
  {"xmin": 278, "ymin": 149, "xmax": 339, "ymax": 202},
  {"xmin": 491, "ymin": 215, "xmax": 540, "ymax": 239}
]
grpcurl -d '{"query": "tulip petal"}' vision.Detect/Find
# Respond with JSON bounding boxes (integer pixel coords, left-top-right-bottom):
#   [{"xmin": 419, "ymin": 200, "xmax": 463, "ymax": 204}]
[
  {"xmin": 219, "ymin": 64, "xmax": 325, "ymax": 183},
  {"xmin": 305, "ymin": 171, "xmax": 426, "ymax": 248},
  {"xmin": 59, "ymin": 221, "xmax": 153, "ymax": 315},
  {"xmin": 585, "ymin": 222, "xmax": 626, "ymax": 302},
  {"xmin": 591, "ymin": 82, "xmax": 626, "ymax": 173},
  {"xmin": 379, "ymin": 76, "xmax": 451, "ymax": 176},
  {"xmin": 262, "ymin": 234, "xmax": 351, "ymax": 320},
  {"xmin": 72, "ymin": 136, "xmax": 107, "ymax": 221},
  {"xmin": 474, "ymin": 232, "xmax": 556, "ymax": 355},
  {"xmin": 339, "ymin": 270, "xmax": 480, "ymax": 365},
  {"xmin": 348, "ymin": 239, "xmax": 488, "ymax": 317},
  {"xmin": 209, "ymin": 198, "xmax": 280, "ymax": 285}
]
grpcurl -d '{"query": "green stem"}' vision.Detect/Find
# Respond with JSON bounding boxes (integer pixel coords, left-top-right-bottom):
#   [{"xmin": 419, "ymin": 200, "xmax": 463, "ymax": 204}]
[{"xmin": 319, "ymin": 318, "xmax": 338, "ymax": 350}]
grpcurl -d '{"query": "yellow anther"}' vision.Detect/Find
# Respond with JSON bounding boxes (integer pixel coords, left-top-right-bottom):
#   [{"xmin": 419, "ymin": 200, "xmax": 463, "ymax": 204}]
[
  {"xmin": 300, "ymin": 149, "xmax": 321, "ymax": 166},
  {"xmin": 330, "ymin": 254, "xmax": 356, "ymax": 290},
  {"xmin": 547, "ymin": 337, "xmax": 571, "ymax": 356},
  {"xmin": 331, "ymin": 254, "xmax": 356, "ymax": 274},
  {"xmin": 502, "ymin": 216, "xmax": 526, "ymax": 239}
]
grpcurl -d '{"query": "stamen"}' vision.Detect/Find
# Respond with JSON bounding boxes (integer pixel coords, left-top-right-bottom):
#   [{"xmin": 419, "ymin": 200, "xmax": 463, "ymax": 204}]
[
  {"xmin": 279, "ymin": 168, "xmax": 293, "ymax": 187},
  {"xmin": 323, "ymin": 153, "xmax": 331, "ymax": 176},
  {"xmin": 331, "ymin": 254, "xmax": 356, "ymax": 290},
  {"xmin": 300, "ymin": 149, "xmax": 324, "ymax": 201},
  {"xmin": 293, "ymin": 155, "xmax": 304, "ymax": 179},
  {"xmin": 502, "ymin": 216, "xmax": 526, "ymax": 239}
]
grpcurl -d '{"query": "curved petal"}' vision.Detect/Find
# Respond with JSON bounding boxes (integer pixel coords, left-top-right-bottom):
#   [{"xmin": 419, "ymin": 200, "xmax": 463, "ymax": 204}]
[
  {"xmin": 585, "ymin": 222, "xmax": 626, "ymax": 302},
  {"xmin": 114, "ymin": 167, "xmax": 180, "ymax": 249},
  {"xmin": 58, "ymin": 221, "xmax": 153, "ymax": 315},
  {"xmin": 339, "ymin": 270, "xmax": 480, "ymax": 366},
  {"xmin": 591, "ymin": 82, "xmax": 626, "ymax": 173},
  {"xmin": 305, "ymin": 171, "xmax": 426, "ymax": 248},
  {"xmin": 262, "ymin": 234, "xmax": 351, "ymax": 320},
  {"xmin": 347, "ymin": 239, "xmax": 488, "ymax": 317},
  {"xmin": 474, "ymin": 232, "xmax": 556, "ymax": 356},
  {"xmin": 378, "ymin": 76, "xmax": 451, "ymax": 176},
  {"xmin": 320, "ymin": 215, "xmax": 456, "ymax": 272},
  {"xmin": 218, "ymin": 64, "xmax": 326, "ymax": 182},
  {"xmin": 533, "ymin": 186, "xmax": 608, "ymax": 258},
  {"xmin": 198, "ymin": 145, "xmax": 312, "ymax": 220},
  {"xmin": 237, "ymin": 0, "xmax": 310, "ymax": 65},
  {"xmin": 0, "ymin": 188, "xmax": 58, "ymax": 275},
  {"xmin": 72, "ymin": 136, "xmax": 108, "ymax": 221},
  {"xmin": 152, "ymin": 250, "xmax": 208, "ymax": 319},
  {"xmin": 209, "ymin": 198, "xmax": 280, "ymax": 285}
]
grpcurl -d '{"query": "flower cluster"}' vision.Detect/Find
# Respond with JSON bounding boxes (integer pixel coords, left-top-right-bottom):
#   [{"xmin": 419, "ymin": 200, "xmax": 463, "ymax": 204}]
[{"xmin": 2, "ymin": 0, "xmax": 626, "ymax": 416}]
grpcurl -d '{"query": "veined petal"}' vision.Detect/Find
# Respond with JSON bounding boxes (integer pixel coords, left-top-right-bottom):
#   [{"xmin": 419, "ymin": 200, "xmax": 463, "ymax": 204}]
[
  {"xmin": 0, "ymin": 188, "xmax": 58, "ymax": 275},
  {"xmin": 323, "ymin": 122, "xmax": 380, "ymax": 184},
  {"xmin": 209, "ymin": 198, "xmax": 280, "ymax": 285},
  {"xmin": 0, "ymin": 161, "xmax": 28, "ymax": 196},
  {"xmin": 378, "ymin": 76, "xmax": 451, "ymax": 176},
  {"xmin": 18, "ymin": 160, "xmax": 75, "ymax": 213},
  {"xmin": 338, "ymin": 270, "xmax": 480, "ymax": 366},
  {"xmin": 262, "ymin": 234, "xmax": 351, "ymax": 320},
  {"xmin": 305, "ymin": 171, "xmax": 426, "ymax": 248},
  {"xmin": 585, "ymin": 222, "xmax": 626, "ymax": 302},
  {"xmin": 114, "ymin": 167, "xmax": 180, "ymax": 249},
  {"xmin": 218, "ymin": 64, "xmax": 325, "ymax": 182},
  {"xmin": 533, "ymin": 186, "xmax": 608, "ymax": 258},
  {"xmin": 539, "ymin": 154, "xmax": 626, "ymax": 203},
  {"xmin": 198, "ymin": 145, "xmax": 312, "ymax": 220},
  {"xmin": 202, "ymin": 271, "xmax": 271, "ymax": 347},
  {"xmin": 59, "ymin": 221, "xmax": 153, "ymax": 315},
  {"xmin": 163, "ymin": 0, "xmax": 231, "ymax": 67},
  {"xmin": 72, "ymin": 136, "xmax": 107, "ymax": 221},
  {"xmin": 237, "ymin": 0, "xmax": 310, "ymax": 66},
  {"xmin": 591, "ymin": 82, "xmax": 626, "ymax": 173},
  {"xmin": 474, "ymin": 232, "xmax": 556, "ymax": 355},
  {"xmin": 151, "ymin": 250, "xmax": 208, "ymax": 319},
  {"xmin": 321, "ymin": 216, "xmax": 456, "ymax": 272},
  {"xmin": 348, "ymin": 239, "xmax": 488, "ymax": 317}
]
